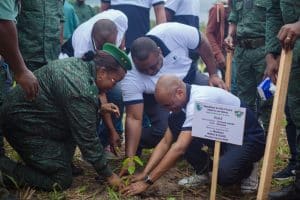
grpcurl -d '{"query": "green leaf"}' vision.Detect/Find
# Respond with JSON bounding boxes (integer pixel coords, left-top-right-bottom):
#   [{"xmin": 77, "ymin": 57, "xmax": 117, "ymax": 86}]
[
  {"xmin": 133, "ymin": 156, "xmax": 143, "ymax": 166},
  {"xmin": 128, "ymin": 165, "xmax": 135, "ymax": 175}
]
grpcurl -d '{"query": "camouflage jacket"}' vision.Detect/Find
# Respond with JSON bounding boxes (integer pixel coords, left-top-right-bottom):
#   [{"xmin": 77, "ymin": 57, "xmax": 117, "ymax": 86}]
[
  {"xmin": 228, "ymin": 0, "xmax": 269, "ymax": 38},
  {"xmin": 266, "ymin": 0, "xmax": 300, "ymax": 55},
  {"xmin": 0, "ymin": 58, "xmax": 112, "ymax": 177},
  {"xmin": 17, "ymin": 0, "xmax": 64, "ymax": 65}
]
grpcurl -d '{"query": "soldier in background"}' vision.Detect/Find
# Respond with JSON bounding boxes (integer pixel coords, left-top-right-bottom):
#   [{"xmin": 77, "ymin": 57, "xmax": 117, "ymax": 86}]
[
  {"xmin": 72, "ymin": 0, "xmax": 96, "ymax": 24},
  {"xmin": 265, "ymin": 0, "xmax": 300, "ymax": 199},
  {"xmin": 17, "ymin": 0, "xmax": 64, "ymax": 72}
]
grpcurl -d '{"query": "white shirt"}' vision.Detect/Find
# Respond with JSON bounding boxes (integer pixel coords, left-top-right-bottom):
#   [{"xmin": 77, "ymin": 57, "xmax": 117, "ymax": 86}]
[
  {"xmin": 182, "ymin": 85, "xmax": 241, "ymax": 129},
  {"xmin": 165, "ymin": 0, "xmax": 201, "ymax": 28},
  {"xmin": 165, "ymin": 0, "xmax": 200, "ymax": 17},
  {"xmin": 72, "ymin": 9, "xmax": 128, "ymax": 58},
  {"xmin": 105, "ymin": 0, "xmax": 164, "ymax": 8},
  {"xmin": 121, "ymin": 22, "xmax": 201, "ymax": 104}
]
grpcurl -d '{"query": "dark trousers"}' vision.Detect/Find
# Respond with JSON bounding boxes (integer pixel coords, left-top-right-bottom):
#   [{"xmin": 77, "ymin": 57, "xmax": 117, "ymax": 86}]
[
  {"xmin": 137, "ymin": 70, "xmax": 209, "ymax": 152},
  {"xmin": 98, "ymin": 83, "xmax": 124, "ymax": 147},
  {"xmin": 0, "ymin": 131, "xmax": 74, "ymax": 191},
  {"xmin": 168, "ymin": 106, "xmax": 265, "ymax": 186},
  {"xmin": 285, "ymin": 101, "xmax": 298, "ymax": 165}
]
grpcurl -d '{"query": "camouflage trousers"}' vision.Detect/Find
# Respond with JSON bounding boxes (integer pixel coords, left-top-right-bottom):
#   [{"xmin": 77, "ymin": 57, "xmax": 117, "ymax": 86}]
[
  {"xmin": 288, "ymin": 41, "xmax": 300, "ymax": 186},
  {"xmin": 234, "ymin": 45, "xmax": 272, "ymax": 131},
  {"xmin": 0, "ymin": 132, "xmax": 75, "ymax": 191}
]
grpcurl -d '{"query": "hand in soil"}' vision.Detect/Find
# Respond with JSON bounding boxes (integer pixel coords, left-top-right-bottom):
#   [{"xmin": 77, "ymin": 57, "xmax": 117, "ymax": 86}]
[
  {"xmin": 107, "ymin": 173, "xmax": 125, "ymax": 190},
  {"xmin": 121, "ymin": 181, "xmax": 149, "ymax": 196}
]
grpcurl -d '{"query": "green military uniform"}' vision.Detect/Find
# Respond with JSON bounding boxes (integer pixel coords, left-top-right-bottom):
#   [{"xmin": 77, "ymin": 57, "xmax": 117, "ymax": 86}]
[
  {"xmin": 266, "ymin": 0, "xmax": 300, "ymax": 198},
  {"xmin": 0, "ymin": 58, "xmax": 112, "ymax": 190},
  {"xmin": 228, "ymin": 0, "xmax": 271, "ymax": 130},
  {"xmin": 17, "ymin": 0, "xmax": 64, "ymax": 72},
  {"xmin": 72, "ymin": 1, "xmax": 95, "ymax": 24}
]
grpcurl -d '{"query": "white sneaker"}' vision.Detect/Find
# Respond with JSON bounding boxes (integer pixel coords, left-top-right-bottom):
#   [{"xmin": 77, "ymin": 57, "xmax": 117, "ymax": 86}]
[
  {"xmin": 178, "ymin": 174, "xmax": 209, "ymax": 187},
  {"xmin": 241, "ymin": 162, "xmax": 259, "ymax": 194}
]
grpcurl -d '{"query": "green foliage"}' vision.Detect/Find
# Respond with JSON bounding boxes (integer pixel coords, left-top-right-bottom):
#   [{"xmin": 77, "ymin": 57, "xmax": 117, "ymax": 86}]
[
  {"xmin": 167, "ymin": 197, "xmax": 176, "ymax": 200},
  {"xmin": 76, "ymin": 185, "xmax": 87, "ymax": 194},
  {"xmin": 107, "ymin": 186, "xmax": 121, "ymax": 200},
  {"xmin": 48, "ymin": 183, "xmax": 66, "ymax": 200},
  {"xmin": 122, "ymin": 156, "xmax": 143, "ymax": 175}
]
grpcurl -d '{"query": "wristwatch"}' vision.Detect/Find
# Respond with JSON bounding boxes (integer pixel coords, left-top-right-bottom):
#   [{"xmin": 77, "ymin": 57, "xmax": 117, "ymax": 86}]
[{"xmin": 144, "ymin": 175, "xmax": 154, "ymax": 185}]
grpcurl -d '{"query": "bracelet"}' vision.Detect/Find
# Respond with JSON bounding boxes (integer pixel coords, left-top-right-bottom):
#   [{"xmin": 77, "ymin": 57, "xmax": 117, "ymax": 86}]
[{"xmin": 144, "ymin": 175, "xmax": 154, "ymax": 185}]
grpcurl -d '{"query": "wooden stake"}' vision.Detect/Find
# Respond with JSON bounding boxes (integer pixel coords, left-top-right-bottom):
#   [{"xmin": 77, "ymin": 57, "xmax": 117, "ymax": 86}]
[
  {"xmin": 210, "ymin": 51, "xmax": 233, "ymax": 200},
  {"xmin": 210, "ymin": 141, "xmax": 221, "ymax": 200},
  {"xmin": 225, "ymin": 51, "xmax": 233, "ymax": 90},
  {"xmin": 257, "ymin": 49, "xmax": 293, "ymax": 200}
]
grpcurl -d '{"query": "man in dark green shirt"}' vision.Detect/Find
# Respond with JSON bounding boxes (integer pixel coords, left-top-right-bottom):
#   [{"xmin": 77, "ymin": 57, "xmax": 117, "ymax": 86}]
[
  {"xmin": 73, "ymin": 0, "xmax": 95, "ymax": 24},
  {"xmin": 0, "ymin": 43, "xmax": 131, "ymax": 191}
]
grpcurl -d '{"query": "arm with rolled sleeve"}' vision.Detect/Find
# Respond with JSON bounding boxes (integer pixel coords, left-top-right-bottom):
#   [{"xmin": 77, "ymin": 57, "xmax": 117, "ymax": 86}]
[
  {"xmin": 206, "ymin": 5, "xmax": 226, "ymax": 68},
  {"xmin": 120, "ymin": 74, "xmax": 145, "ymax": 157},
  {"xmin": 64, "ymin": 96, "xmax": 112, "ymax": 177}
]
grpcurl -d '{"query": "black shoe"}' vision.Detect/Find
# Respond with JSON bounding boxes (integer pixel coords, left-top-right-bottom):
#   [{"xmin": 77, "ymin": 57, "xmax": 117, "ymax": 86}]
[
  {"xmin": 71, "ymin": 163, "xmax": 84, "ymax": 177},
  {"xmin": 272, "ymin": 163, "xmax": 296, "ymax": 180},
  {"xmin": 269, "ymin": 184, "xmax": 300, "ymax": 200}
]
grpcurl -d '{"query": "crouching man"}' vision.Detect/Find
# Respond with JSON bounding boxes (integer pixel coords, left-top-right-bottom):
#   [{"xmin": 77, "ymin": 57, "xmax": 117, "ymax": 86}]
[{"xmin": 121, "ymin": 75, "xmax": 265, "ymax": 196}]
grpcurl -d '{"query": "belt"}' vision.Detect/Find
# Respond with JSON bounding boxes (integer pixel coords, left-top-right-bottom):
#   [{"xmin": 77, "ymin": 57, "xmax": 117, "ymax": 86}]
[{"xmin": 237, "ymin": 38, "xmax": 265, "ymax": 49}]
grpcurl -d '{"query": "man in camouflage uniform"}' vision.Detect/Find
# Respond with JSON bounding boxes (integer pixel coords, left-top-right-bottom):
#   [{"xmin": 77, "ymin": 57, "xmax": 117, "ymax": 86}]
[
  {"xmin": 224, "ymin": 0, "xmax": 271, "ymax": 130},
  {"xmin": 0, "ymin": 43, "xmax": 132, "ymax": 190},
  {"xmin": 17, "ymin": 0, "xmax": 64, "ymax": 72},
  {"xmin": 265, "ymin": 0, "xmax": 300, "ymax": 199}
]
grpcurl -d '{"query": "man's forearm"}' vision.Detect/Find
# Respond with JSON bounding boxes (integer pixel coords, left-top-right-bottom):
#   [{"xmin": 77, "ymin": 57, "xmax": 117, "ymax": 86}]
[
  {"xmin": 125, "ymin": 116, "xmax": 143, "ymax": 157},
  {"xmin": 228, "ymin": 23, "xmax": 237, "ymax": 38},
  {"xmin": 148, "ymin": 132, "xmax": 192, "ymax": 182},
  {"xmin": 154, "ymin": 4, "xmax": 167, "ymax": 25},
  {"xmin": 143, "ymin": 129, "xmax": 173, "ymax": 175},
  {"xmin": 0, "ymin": 20, "xmax": 27, "ymax": 75},
  {"xmin": 149, "ymin": 143, "xmax": 185, "ymax": 182},
  {"xmin": 198, "ymin": 33, "xmax": 218, "ymax": 76}
]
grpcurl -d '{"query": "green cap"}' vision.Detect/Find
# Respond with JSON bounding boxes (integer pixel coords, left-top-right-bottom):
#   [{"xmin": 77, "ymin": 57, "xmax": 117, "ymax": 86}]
[{"xmin": 102, "ymin": 43, "xmax": 132, "ymax": 70}]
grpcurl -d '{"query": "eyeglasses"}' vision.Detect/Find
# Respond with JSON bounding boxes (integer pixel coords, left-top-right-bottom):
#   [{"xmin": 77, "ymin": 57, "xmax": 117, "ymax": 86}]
[{"xmin": 92, "ymin": 38, "xmax": 100, "ymax": 51}]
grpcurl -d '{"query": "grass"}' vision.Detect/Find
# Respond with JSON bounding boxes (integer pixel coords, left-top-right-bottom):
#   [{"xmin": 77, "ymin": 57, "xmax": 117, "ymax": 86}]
[{"xmin": 2, "ymin": 126, "xmax": 292, "ymax": 200}]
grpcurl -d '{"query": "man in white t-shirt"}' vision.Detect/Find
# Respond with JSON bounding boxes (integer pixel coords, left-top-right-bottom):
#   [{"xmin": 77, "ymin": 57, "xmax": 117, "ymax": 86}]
[
  {"xmin": 120, "ymin": 75, "xmax": 265, "ymax": 196},
  {"xmin": 61, "ymin": 9, "xmax": 128, "ymax": 58},
  {"xmin": 101, "ymin": 0, "xmax": 166, "ymax": 53},
  {"xmin": 165, "ymin": 0, "xmax": 201, "ymax": 29},
  {"xmin": 119, "ymin": 22, "xmax": 227, "ymax": 175}
]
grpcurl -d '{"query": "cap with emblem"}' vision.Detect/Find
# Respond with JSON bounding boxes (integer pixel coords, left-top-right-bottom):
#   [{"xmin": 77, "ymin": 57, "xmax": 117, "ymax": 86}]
[{"xmin": 102, "ymin": 43, "xmax": 132, "ymax": 70}]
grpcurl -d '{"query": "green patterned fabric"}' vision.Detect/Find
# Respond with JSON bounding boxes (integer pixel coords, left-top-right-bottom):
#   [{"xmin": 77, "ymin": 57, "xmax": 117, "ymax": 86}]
[
  {"xmin": 0, "ymin": 58, "xmax": 112, "ymax": 190},
  {"xmin": 72, "ymin": 1, "xmax": 95, "ymax": 24},
  {"xmin": 228, "ymin": 0, "xmax": 269, "ymax": 38},
  {"xmin": 265, "ymin": 0, "xmax": 300, "ymax": 186},
  {"xmin": 229, "ymin": 0, "xmax": 272, "ymax": 130},
  {"xmin": 17, "ymin": 0, "xmax": 64, "ymax": 71}
]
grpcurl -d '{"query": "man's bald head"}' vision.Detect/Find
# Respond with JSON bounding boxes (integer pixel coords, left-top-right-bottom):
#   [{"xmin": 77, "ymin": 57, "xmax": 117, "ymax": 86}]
[
  {"xmin": 92, "ymin": 19, "xmax": 118, "ymax": 50},
  {"xmin": 155, "ymin": 75, "xmax": 186, "ymax": 112},
  {"xmin": 131, "ymin": 37, "xmax": 159, "ymax": 61}
]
